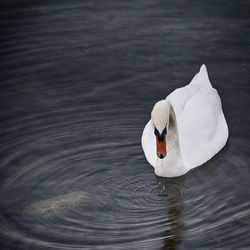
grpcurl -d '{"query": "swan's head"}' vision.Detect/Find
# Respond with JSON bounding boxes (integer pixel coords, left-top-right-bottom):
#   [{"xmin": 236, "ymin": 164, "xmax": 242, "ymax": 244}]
[{"xmin": 151, "ymin": 100, "xmax": 171, "ymax": 159}]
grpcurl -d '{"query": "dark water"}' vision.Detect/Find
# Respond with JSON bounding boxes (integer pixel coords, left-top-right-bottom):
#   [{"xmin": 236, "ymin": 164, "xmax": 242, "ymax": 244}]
[{"xmin": 1, "ymin": 0, "xmax": 250, "ymax": 249}]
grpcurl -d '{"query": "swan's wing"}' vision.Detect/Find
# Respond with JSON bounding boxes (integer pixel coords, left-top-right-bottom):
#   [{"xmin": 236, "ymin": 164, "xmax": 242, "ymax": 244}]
[
  {"xmin": 167, "ymin": 85, "xmax": 228, "ymax": 169},
  {"xmin": 189, "ymin": 64, "xmax": 212, "ymax": 88}
]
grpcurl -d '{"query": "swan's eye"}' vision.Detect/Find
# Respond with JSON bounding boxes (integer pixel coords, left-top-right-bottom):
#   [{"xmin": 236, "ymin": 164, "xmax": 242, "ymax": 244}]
[
  {"xmin": 154, "ymin": 127, "xmax": 167, "ymax": 137},
  {"xmin": 163, "ymin": 127, "xmax": 167, "ymax": 135},
  {"xmin": 154, "ymin": 127, "xmax": 159, "ymax": 135},
  {"xmin": 154, "ymin": 128, "xmax": 167, "ymax": 142}
]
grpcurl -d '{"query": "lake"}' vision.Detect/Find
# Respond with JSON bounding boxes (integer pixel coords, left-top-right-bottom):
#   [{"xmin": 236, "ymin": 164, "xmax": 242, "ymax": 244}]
[{"xmin": 0, "ymin": 0, "xmax": 250, "ymax": 249}]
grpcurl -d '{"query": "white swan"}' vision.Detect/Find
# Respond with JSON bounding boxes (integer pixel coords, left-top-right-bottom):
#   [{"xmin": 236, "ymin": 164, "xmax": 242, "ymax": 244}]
[{"xmin": 141, "ymin": 65, "xmax": 228, "ymax": 177}]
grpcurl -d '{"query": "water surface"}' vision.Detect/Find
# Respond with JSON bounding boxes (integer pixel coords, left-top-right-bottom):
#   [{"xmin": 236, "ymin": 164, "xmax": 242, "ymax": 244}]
[{"xmin": 0, "ymin": 0, "xmax": 250, "ymax": 249}]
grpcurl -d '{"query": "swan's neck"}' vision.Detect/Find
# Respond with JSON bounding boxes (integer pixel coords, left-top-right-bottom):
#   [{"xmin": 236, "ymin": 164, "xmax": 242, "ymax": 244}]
[{"xmin": 154, "ymin": 107, "xmax": 185, "ymax": 177}]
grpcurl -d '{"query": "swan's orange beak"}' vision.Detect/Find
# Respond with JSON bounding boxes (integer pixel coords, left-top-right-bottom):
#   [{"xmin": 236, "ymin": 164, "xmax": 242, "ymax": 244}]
[{"xmin": 156, "ymin": 134, "xmax": 166, "ymax": 159}]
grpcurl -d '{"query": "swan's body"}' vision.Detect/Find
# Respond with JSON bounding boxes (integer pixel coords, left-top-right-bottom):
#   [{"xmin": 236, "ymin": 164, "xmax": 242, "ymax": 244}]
[{"xmin": 141, "ymin": 65, "xmax": 228, "ymax": 177}]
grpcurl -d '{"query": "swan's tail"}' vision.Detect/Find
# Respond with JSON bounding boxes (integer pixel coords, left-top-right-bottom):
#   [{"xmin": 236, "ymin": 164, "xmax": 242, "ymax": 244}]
[{"xmin": 189, "ymin": 64, "xmax": 212, "ymax": 88}]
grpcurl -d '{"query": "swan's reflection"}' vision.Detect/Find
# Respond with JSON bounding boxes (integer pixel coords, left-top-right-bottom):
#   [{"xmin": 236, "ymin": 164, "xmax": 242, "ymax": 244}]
[{"xmin": 156, "ymin": 176, "xmax": 185, "ymax": 249}]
